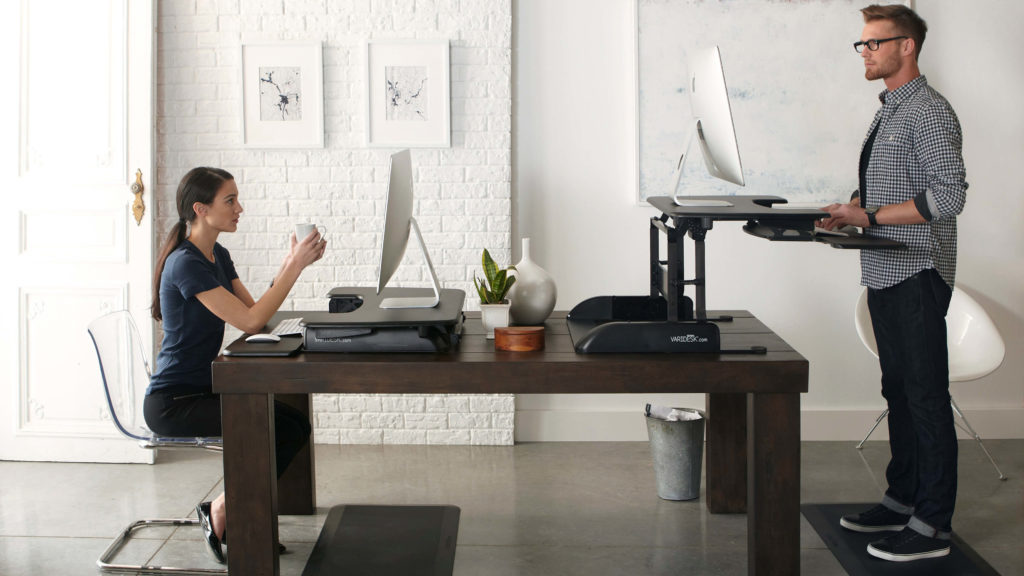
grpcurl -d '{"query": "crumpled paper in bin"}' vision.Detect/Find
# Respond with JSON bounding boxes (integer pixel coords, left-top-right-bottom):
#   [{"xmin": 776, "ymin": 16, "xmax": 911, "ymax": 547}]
[{"xmin": 645, "ymin": 403, "xmax": 702, "ymax": 421}]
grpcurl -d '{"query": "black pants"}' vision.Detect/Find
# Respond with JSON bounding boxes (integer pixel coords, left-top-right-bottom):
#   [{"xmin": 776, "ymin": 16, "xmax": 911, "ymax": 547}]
[
  {"xmin": 143, "ymin": 388, "xmax": 312, "ymax": 479},
  {"xmin": 868, "ymin": 269, "xmax": 956, "ymax": 537}
]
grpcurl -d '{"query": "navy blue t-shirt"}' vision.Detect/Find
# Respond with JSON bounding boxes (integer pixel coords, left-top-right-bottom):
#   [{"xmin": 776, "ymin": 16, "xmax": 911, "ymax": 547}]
[{"xmin": 148, "ymin": 241, "xmax": 238, "ymax": 394}]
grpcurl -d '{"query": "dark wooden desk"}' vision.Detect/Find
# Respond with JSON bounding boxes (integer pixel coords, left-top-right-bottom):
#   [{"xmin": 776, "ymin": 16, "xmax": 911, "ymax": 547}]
[{"xmin": 212, "ymin": 311, "xmax": 807, "ymax": 576}]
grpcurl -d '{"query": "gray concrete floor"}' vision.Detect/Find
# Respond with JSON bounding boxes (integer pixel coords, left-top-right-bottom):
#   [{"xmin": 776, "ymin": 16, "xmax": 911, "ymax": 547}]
[{"xmin": 0, "ymin": 440, "xmax": 1021, "ymax": 575}]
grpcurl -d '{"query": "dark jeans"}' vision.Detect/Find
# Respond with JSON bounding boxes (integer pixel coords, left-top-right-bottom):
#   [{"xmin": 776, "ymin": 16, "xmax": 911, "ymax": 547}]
[
  {"xmin": 143, "ymin": 388, "xmax": 312, "ymax": 479},
  {"xmin": 867, "ymin": 269, "xmax": 956, "ymax": 537}
]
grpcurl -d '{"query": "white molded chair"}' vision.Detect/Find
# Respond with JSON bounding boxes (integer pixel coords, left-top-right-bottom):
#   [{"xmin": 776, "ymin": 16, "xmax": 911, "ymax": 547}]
[
  {"xmin": 87, "ymin": 310, "xmax": 226, "ymax": 574},
  {"xmin": 853, "ymin": 288, "xmax": 1007, "ymax": 480}
]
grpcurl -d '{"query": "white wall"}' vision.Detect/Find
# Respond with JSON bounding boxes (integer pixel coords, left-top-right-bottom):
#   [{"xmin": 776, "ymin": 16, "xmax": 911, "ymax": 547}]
[
  {"xmin": 157, "ymin": 0, "xmax": 514, "ymax": 445},
  {"xmin": 512, "ymin": 0, "xmax": 1024, "ymax": 440}
]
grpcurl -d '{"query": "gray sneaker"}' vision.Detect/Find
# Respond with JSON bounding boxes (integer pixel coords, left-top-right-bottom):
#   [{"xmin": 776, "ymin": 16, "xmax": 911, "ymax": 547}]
[{"xmin": 839, "ymin": 504, "xmax": 910, "ymax": 533}]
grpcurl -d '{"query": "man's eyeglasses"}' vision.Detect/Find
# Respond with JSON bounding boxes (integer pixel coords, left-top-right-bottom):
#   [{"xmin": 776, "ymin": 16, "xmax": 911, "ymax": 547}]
[{"xmin": 853, "ymin": 36, "xmax": 908, "ymax": 53}]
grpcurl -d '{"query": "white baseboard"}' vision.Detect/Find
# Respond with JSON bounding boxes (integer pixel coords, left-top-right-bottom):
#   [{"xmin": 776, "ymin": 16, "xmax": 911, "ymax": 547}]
[{"xmin": 514, "ymin": 407, "xmax": 1024, "ymax": 442}]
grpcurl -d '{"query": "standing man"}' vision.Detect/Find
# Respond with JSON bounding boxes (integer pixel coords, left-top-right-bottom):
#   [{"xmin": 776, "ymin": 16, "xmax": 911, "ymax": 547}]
[{"xmin": 820, "ymin": 4, "xmax": 967, "ymax": 563}]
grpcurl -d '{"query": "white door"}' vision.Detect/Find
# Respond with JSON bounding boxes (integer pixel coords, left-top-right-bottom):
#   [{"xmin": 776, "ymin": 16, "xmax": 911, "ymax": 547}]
[{"xmin": 0, "ymin": 1, "xmax": 155, "ymax": 463}]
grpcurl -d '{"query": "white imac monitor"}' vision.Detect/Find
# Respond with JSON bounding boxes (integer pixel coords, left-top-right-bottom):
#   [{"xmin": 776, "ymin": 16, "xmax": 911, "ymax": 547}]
[
  {"xmin": 670, "ymin": 45, "xmax": 745, "ymax": 207},
  {"xmin": 375, "ymin": 149, "xmax": 442, "ymax": 309}
]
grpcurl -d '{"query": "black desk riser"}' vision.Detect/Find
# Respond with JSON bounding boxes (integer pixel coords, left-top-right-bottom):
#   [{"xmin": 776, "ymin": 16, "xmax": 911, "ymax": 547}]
[
  {"xmin": 568, "ymin": 195, "xmax": 904, "ymax": 354},
  {"xmin": 304, "ymin": 287, "xmax": 465, "ymax": 353},
  {"xmin": 225, "ymin": 288, "xmax": 467, "ymax": 355}
]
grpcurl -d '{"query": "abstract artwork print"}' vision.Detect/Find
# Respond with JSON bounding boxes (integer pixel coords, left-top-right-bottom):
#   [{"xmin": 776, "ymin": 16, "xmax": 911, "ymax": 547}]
[
  {"xmin": 259, "ymin": 66, "xmax": 302, "ymax": 121},
  {"xmin": 385, "ymin": 66, "xmax": 428, "ymax": 121}
]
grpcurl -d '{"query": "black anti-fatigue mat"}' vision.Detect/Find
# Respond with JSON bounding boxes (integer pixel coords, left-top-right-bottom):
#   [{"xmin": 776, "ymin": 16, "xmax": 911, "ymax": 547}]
[
  {"xmin": 802, "ymin": 503, "xmax": 1000, "ymax": 576},
  {"xmin": 302, "ymin": 505, "xmax": 460, "ymax": 576}
]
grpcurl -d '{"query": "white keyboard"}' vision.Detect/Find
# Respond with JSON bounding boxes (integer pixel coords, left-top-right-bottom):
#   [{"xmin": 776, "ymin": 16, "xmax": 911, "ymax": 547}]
[{"xmin": 270, "ymin": 317, "xmax": 304, "ymax": 336}]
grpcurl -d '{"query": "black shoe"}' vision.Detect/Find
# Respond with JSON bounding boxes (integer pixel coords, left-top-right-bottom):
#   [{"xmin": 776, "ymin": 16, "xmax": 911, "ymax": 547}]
[
  {"xmin": 196, "ymin": 501, "xmax": 226, "ymax": 564},
  {"xmin": 868, "ymin": 527, "xmax": 951, "ymax": 562},
  {"xmin": 840, "ymin": 504, "xmax": 910, "ymax": 533}
]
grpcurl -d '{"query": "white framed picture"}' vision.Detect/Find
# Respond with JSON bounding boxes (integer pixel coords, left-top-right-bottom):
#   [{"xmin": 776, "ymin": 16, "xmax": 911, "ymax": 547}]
[
  {"xmin": 240, "ymin": 41, "xmax": 324, "ymax": 148},
  {"xmin": 365, "ymin": 40, "xmax": 451, "ymax": 148}
]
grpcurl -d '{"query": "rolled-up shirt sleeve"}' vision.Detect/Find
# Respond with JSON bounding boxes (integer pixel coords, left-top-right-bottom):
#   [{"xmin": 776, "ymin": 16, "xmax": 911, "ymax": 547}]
[{"xmin": 915, "ymin": 100, "xmax": 967, "ymax": 220}]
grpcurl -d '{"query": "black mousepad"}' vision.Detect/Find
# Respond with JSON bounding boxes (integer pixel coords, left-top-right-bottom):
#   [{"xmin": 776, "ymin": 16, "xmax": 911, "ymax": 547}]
[
  {"xmin": 222, "ymin": 335, "xmax": 302, "ymax": 357},
  {"xmin": 802, "ymin": 503, "xmax": 1000, "ymax": 575}
]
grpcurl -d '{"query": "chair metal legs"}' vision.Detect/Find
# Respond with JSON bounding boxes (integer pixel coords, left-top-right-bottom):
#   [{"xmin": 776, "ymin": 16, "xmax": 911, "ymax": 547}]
[
  {"xmin": 854, "ymin": 400, "xmax": 1008, "ymax": 481},
  {"xmin": 97, "ymin": 518, "xmax": 228, "ymax": 575},
  {"xmin": 950, "ymin": 397, "xmax": 1008, "ymax": 481},
  {"xmin": 855, "ymin": 408, "xmax": 889, "ymax": 450}
]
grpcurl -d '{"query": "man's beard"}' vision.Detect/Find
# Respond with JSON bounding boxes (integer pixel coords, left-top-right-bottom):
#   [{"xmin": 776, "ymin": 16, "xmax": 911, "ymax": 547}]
[{"xmin": 865, "ymin": 52, "xmax": 901, "ymax": 81}]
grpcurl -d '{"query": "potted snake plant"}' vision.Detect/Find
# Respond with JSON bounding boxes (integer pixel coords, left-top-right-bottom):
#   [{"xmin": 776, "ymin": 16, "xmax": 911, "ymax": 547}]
[{"xmin": 474, "ymin": 249, "xmax": 516, "ymax": 339}]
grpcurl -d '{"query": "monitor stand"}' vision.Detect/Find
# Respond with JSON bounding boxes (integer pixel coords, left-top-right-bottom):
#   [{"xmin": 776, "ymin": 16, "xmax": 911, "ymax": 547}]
[
  {"xmin": 668, "ymin": 121, "xmax": 734, "ymax": 208},
  {"xmin": 379, "ymin": 217, "xmax": 442, "ymax": 309},
  {"xmin": 676, "ymin": 198, "xmax": 734, "ymax": 207}
]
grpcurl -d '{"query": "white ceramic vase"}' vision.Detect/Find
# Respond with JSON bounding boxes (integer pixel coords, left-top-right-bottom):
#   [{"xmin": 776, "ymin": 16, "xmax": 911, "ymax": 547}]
[
  {"xmin": 508, "ymin": 238, "xmax": 557, "ymax": 325},
  {"xmin": 480, "ymin": 302, "xmax": 511, "ymax": 339}
]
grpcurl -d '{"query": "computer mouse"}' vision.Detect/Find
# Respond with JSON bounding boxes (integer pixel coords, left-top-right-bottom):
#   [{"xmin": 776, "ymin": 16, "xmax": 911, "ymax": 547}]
[{"xmin": 245, "ymin": 333, "xmax": 281, "ymax": 344}]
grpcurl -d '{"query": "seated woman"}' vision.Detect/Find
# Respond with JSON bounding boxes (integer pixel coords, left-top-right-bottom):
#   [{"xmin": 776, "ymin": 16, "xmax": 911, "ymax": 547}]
[{"xmin": 143, "ymin": 167, "xmax": 326, "ymax": 563}]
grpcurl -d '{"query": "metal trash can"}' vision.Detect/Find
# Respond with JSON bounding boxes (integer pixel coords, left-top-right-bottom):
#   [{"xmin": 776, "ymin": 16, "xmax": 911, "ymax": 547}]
[{"xmin": 646, "ymin": 408, "xmax": 706, "ymax": 501}]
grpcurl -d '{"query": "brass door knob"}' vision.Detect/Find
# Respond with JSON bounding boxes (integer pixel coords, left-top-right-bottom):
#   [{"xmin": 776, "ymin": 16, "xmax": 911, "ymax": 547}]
[{"xmin": 130, "ymin": 169, "xmax": 145, "ymax": 225}]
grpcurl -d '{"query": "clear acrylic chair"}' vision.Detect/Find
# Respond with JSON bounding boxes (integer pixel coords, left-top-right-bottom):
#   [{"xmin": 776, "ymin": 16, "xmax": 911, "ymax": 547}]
[
  {"xmin": 853, "ymin": 288, "xmax": 1007, "ymax": 480},
  {"xmin": 87, "ymin": 310, "xmax": 227, "ymax": 574}
]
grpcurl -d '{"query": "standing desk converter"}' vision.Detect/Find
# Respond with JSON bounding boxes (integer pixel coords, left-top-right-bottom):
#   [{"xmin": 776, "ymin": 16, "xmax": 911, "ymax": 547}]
[
  {"xmin": 568, "ymin": 195, "xmax": 900, "ymax": 355},
  {"xmin": 213, "ymin": 310, "xmax": 808, "ymax": 576},
  {"xmin": 645, "ymin": 195, "xmax": 903, "ymax": 322}
]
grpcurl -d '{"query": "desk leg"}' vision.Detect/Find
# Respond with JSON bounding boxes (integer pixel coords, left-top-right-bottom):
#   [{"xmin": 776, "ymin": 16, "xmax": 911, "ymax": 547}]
[
  {"xmin": 747, "ymin": 392, "xmax": 800, "ymax": 576},
  {"xmin": 705, "ymin": 393, "xmax": 747, "ymax": 513},
  {"xmin": 274, "ymin": 393, "xmax": 316, "ymax": 515},
  {"xmin": 222, "ymin": 393, "xmax": 280, "ymax": 576}
]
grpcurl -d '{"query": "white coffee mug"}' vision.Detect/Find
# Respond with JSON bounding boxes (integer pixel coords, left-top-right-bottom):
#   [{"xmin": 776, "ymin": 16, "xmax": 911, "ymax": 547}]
[{"xmin": 295, "ymin": 222, "xmax": 326, "ymax": 242}]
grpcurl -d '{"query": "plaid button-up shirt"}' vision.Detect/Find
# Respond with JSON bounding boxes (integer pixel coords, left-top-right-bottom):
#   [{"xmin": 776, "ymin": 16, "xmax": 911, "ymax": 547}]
[{"xmin": 859, "ymin": 75, "xmax": 968, "ymax": 290}]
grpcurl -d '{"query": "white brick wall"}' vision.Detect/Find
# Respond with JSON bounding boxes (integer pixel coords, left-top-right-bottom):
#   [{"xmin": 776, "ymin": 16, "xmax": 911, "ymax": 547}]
[{"xmin": 156, "ymin": 0, "xmax": 513, "ymax": 445}]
